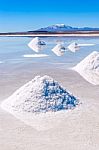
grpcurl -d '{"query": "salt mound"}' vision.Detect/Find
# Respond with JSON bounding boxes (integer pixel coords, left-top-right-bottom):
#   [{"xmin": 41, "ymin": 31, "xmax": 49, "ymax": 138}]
[
  {"xmin": 28, "ymin": 37, "xmax": 46, "ymax": 52},
  {"xmin": 73, "ymin": 51, "xmax": 99, "ymax": 85},
  {"xmin": 1, "ymin": 75, "xmax": 78, "ymax": 114},
  {"xmin": 28, "ymin": 37, "xmax": 46, "ymax": 46},
  {"xmin": 52, "ymin": 44, "xmax": 65, "ymax": 56},
  {"xmin": 68, "ymin": 42, "xmax": 79, "ymax": 52}
]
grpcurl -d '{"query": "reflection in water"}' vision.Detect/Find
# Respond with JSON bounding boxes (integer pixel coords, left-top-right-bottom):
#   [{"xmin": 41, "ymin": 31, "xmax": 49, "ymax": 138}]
[
  {"xmin": 0, "ymin": 36, "xmax": 98, "ymax": 67},
  {"xmin": 28, "ymin": 44, "xmax": 46, "ymax": 53},
  {"xmin": 56, "ymin": 40, "xmax": 64, "ymax": 45},
  {"xmin": 52, "ymin": 44, "xmax": 65, "ymax": 56},
  {"xmin": 78, "ymin": 43, "xmax": 95, "ymax": 47},
  {"xmin": 0, "ymin": 61, "xmax": 3, "ymax": 64},
  {"xmin": 28, "ymin": 37, "xmax": 46, "ymax": 52},
  {"xmin": 68, "ymin": 42, "xmax": 80, "ymax": 53}
]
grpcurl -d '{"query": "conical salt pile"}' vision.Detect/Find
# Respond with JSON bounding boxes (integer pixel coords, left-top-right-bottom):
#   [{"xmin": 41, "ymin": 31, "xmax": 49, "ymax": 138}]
[
  {"xmin": 68, "ymin": 42, "xmax": 79, "ymax": 52},
  {"xmin": 52, "ymin": 44, "xmax": 65, "ymax": 56},
  {"xmin": 1, "ymin": 75, "xmax": 78, "ymax": 114},
  {"xmin": 28, "ymin": 37, "xmax": 46, "ymax": 52},
  {"xmin": 73, "ymin": 51, "xmax": 99, "ymax": 85}
]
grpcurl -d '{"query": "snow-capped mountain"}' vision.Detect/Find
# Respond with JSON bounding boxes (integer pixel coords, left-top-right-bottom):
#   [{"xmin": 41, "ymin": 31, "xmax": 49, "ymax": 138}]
[
  {"xmin": 36, "ymin": 24, "xmax": 99, "ymax": 32},
  {"xmin": 37, "ymin": 24, "xmax": 76, "ymax": 32}
]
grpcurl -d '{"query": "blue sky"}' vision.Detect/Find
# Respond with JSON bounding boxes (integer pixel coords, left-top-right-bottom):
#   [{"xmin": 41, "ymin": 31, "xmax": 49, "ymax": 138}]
[{"xmin": 0, "ymin": 0, "xmax": 99, "ymax": 32}]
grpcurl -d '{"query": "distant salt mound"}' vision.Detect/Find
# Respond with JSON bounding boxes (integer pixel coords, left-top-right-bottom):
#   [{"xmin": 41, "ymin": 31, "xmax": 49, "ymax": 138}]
[
  {"xmin": 68, "ymin": 42, "xmax": 95, "ymax": 53},
  {"xmin": 1, "ymin": 75, "xmax": 78, "ymax": 114},
  {"xmin": 29, "ymin": 37, "xmax": 46, "ymax": 46},
  {"xmin": 28, "ymin": 37, "xmax": 46, "ymax": 52},
  {"xmin": 52, "ymin": 44, "xmax": 65, "ymax": 56},
  {"xmin": 73, "ymin": 51, "xmax": 99, "ymax": 85},
  {"xmin": 68, "ymin": 42, "xmax": 79, "ymax": 52}
]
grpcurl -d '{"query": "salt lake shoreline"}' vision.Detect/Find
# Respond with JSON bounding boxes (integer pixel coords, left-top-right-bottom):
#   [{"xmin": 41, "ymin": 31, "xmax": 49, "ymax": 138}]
[{"xmin": 1, "ymin": 33, "xmax": 99, "ymax": 37}]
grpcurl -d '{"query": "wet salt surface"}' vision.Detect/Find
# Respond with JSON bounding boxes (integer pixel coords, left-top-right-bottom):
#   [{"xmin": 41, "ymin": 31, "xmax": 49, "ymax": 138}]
[
  {"xmin": 0, "ymin": 36, "xmax": 99, "ymax": 100},
  {"xmin": 0, "ymin": 37, "xmax": 99, "ymax": 149},
  {"xmin": 0, "ymin": 61, "xmax": 99, "ymax": 149},
  {"xmin": 0, "ymin": 36, "xmax": 99, "ymax": 68}
]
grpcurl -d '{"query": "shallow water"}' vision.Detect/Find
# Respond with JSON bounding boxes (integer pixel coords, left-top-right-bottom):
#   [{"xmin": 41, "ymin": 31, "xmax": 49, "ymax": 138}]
[
  {"xmin": 0, "ymin": 36, "xmax": 99, "ymax": 100},
  {"xmin": 0, "ymin": 36, "xmax": 99, "ymax": 67},
  {"xmin": 0, "ymin": 37, "xmax": 99, "ymax": 150}
]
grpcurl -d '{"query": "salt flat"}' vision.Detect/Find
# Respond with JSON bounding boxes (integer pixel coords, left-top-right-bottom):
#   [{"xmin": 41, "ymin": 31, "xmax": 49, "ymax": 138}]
[{"xmin": 0, "ymin": 68, "xmax": 99, "ymax": 150}]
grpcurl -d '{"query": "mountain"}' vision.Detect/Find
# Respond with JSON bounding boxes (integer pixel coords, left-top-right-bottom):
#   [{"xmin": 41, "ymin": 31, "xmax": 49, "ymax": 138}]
[{"xmin": 35, "ymin": 24, "xmax": 99, "ymax": 32}]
